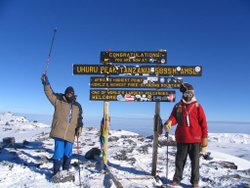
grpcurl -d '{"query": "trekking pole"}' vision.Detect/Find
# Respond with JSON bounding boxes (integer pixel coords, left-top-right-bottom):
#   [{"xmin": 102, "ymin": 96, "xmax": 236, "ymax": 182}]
[
  {"xmin": 76, "ymin": 137, "xmax": 82, "ymax": 188},
  {"xmin": 165, "ymin": 132, "xmax": 169, "ymax": 180},
  {"xmin": 44, "ymin": 28, "xmax": 57, "ymax": 75}
]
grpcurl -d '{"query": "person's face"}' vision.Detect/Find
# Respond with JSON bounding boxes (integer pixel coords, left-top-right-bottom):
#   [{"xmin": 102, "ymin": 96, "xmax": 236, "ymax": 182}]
[
  {"xmin": 65, "ymin": 91, "xmax": 75, "ymax": 102},
  {"xmin": 66, "ymin": 91, "xmax": 74, "ymax": 98},
  {"xmin": 183, "ymin": 91, "xmax": 194, "ymax": 102}
]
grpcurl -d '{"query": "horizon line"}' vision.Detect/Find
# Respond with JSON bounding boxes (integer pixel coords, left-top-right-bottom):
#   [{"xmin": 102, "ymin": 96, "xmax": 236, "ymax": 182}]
[{"xmin": 1, "ymin": 111, "xmax": 250, "ymax": 124}]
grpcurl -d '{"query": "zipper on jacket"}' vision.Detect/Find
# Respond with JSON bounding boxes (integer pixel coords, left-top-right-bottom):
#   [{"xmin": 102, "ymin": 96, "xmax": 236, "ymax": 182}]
[
  {"xmin": 68, "ymin": 103, "xmax": 73, "ymax": 123},
  {"xmin": 184, "ymin": 103, "xmax": 195, "ymax": 127},
  {"xmin": 64, "ymin": 103, "xmax": 72, "ymax": 139}
]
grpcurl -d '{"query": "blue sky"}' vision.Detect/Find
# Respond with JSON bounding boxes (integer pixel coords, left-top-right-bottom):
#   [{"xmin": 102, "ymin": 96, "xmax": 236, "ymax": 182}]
[{"xmin": 0, "ymin": 0, "xmax": 250, "ymax": 126}]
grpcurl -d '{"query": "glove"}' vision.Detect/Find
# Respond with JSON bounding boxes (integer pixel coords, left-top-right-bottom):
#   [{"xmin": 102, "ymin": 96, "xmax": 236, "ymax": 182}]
[
  {"xmin": 75, "ymin": 127, "xmax": 82, "ymax": 138},
  {"xmin": 200, "ymin": 137, "xmax": 208, "ymax": 153},
  {"xmin": 201, "ymin": 146, "xmax": 207, "ymax": 153},
  {"xmin": 164, "ymin": 120, "xmax": 172, "ymax": 132},
  {"xmin": 41, "ymin": 73, "xmax": 49, "ymax": 85}
]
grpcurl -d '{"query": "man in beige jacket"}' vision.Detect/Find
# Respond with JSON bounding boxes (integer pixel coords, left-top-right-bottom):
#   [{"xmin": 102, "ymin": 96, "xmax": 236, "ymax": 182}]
[{"xmin": 41, "ymin": 74, "xmax": 83, "ymax": 175}]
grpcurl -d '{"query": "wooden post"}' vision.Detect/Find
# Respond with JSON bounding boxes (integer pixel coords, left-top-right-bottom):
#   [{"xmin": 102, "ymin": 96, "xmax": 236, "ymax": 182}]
[
  {"xmin": 102, "ymin": 101, "xmax": 109, "ymax": 171},
  {"xmin": 152, "ymin": 101, "xmax": 160, "ymax": 176},
  {"xmin": 106, "ymin": 166, "xmax": 123, "ymax": 188},
  {"xmin": 95, "ymin": 155, "xmax": 123, "ymax": 188}
]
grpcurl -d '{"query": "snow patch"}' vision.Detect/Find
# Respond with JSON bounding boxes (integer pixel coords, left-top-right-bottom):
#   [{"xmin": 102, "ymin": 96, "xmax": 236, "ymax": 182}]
[{"xmin": 0, "ymin": 112, "xmax": 250, "ymax": 188}]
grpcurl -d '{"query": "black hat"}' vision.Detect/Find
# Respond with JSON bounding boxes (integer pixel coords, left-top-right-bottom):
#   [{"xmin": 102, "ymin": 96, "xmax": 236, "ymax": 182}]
[
  {"xmin": 64, "ymin": 86, "xmax": 74, "ymax": 95},
  {"xmin": 180, "ymin": 83, "xmax": 194, "ymax": 93}
]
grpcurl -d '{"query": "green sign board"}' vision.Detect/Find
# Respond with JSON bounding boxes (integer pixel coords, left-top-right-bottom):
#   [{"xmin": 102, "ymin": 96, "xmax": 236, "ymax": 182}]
[
  {"xmin": 90, "ymin": 89, "xmax": 176, "ymax": 102},
  {"xmin": 90, "ymin": 76, "xmax": 183, "ymax": 89},
  {"xmin": 100, "ymin": 51, "xmax": 167, "ymax": 64},
  {"xmin": 73, "ymin": 64, "xmax": 202, "ymax": 76}
]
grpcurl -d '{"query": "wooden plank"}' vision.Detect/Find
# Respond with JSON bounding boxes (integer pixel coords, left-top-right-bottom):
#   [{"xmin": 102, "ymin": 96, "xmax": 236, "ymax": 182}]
[
  {"xmin": 106, "ymin": 166, "xmax": 124, "ymax": 188},
  {"xmin": 100, "ymin": 50, "xmax": 167, "ymax": 64},
  {"xmin": 90, "ymin": 76, "xmax": 183, "ymax": 89},
  {"xmin": 73, "ymin": 64, "xmax": 202, "ymax": 76},
  {"xmin": 94, "ymin": 156, "xmax": 123, "ymax": 188},
  {"xmin": 90, "ymin": 89, "xmax": 176, "ymax": 102}
]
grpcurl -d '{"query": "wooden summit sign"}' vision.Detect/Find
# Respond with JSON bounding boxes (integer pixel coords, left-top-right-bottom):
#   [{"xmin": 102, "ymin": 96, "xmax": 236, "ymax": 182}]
[
  {"xmin": 73, "ymin": 64, "xmax": 202, "ymax": 76},
  {"xmin": 90, "ymin": 89, "xmax": 176, "ymax": 102},
  {"xmin": 90, "ymin": 76, "xmax": 183, "ymax": 89},
  {"xmin": 100, "ymin": 51, "xmax": 167, "ymax": 64},
  {"xmin": 72, "ymin": 49, "xmax": 203, "ymax": 178}
]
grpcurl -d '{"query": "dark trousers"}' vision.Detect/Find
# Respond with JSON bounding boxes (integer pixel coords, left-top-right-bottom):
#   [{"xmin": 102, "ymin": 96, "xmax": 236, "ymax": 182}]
[{"xmin": 173, "ymin": 143, "xmax": 200, "ymax": 184}]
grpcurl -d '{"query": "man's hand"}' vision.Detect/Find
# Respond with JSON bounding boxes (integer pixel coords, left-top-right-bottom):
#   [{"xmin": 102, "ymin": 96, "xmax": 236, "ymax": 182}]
[
  {"xmin": 41, "ymin": 74, "xmax": 49, "ymax": 85},
  {"xmin": 201, "ymin": 137, "xmax": 208, "ymax": 153},
  {"xmin": 201, "ymin": 138, "xmax": 208, "ymax": 147},
  {"xmin": 75, "ymin": 127, "xmax": 82, "ymax": 138},
  {"xmin": 164, "ymin": 120, "xmax": 172, "ymax": 132}
]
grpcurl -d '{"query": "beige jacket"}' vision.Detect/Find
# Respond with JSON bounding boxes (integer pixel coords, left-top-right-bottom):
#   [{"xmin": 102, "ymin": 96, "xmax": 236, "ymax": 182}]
[{"xmin": 44, "ymin": 85, "xmax": 83, "ymax": 143}]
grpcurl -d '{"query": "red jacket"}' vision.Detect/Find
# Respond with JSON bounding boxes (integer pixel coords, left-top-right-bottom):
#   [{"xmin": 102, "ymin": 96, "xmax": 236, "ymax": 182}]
[{"xmin": 167, "ymin": 100, "xmax": 208, "ymax": 143}]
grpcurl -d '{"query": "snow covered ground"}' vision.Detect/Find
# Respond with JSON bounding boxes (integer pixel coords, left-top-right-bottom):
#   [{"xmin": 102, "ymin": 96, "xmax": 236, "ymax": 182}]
[{"xmin": 0, "ymin": 112, "xmax": 250, "ymax": 188}]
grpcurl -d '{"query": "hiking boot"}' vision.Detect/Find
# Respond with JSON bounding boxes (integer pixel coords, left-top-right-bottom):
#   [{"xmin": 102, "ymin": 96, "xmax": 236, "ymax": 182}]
[
  {"xmin": 53, "ymin": 159, "xmax": 62, "ymax": 175},
  {"xmin": 62, "ymin": 156, "xmax": 71, "ymax": 171},
  {"xmin": 192, "ymin": 183, "xmax": 199, "ymax": 188}
]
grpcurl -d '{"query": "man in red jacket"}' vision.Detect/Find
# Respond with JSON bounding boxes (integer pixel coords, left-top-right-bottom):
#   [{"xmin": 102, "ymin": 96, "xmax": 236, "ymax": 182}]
[{"xmin": 164, "ymin": 83, "xmax": 208, "ymax": 188}]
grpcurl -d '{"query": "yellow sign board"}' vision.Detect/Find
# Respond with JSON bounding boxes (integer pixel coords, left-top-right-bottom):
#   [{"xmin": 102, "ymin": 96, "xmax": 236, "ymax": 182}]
[
  {"xmin": 73, "ymin": 64, "xmax": 202, "ymax": 76},
  {"xmin": 100, "ymin": 51, "xmax": 167, "ymax": 64},
  {"xmin": 90, "ymin": 89, "xmax": 176, "ymax": 102},
  {"xmin": 90, "ymin": 76, "xmax": 183, "ymax": 89}
]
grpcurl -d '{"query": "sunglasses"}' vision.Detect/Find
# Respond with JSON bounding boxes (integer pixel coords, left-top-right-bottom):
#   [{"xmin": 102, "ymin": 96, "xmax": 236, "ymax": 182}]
[
  {"xmin": 183, "ymin": 92, "xmax": 193, "ymax": 97},
  {"xmin": 66, "ymin": 92, "xmax": 74, "ymax": 95}
]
